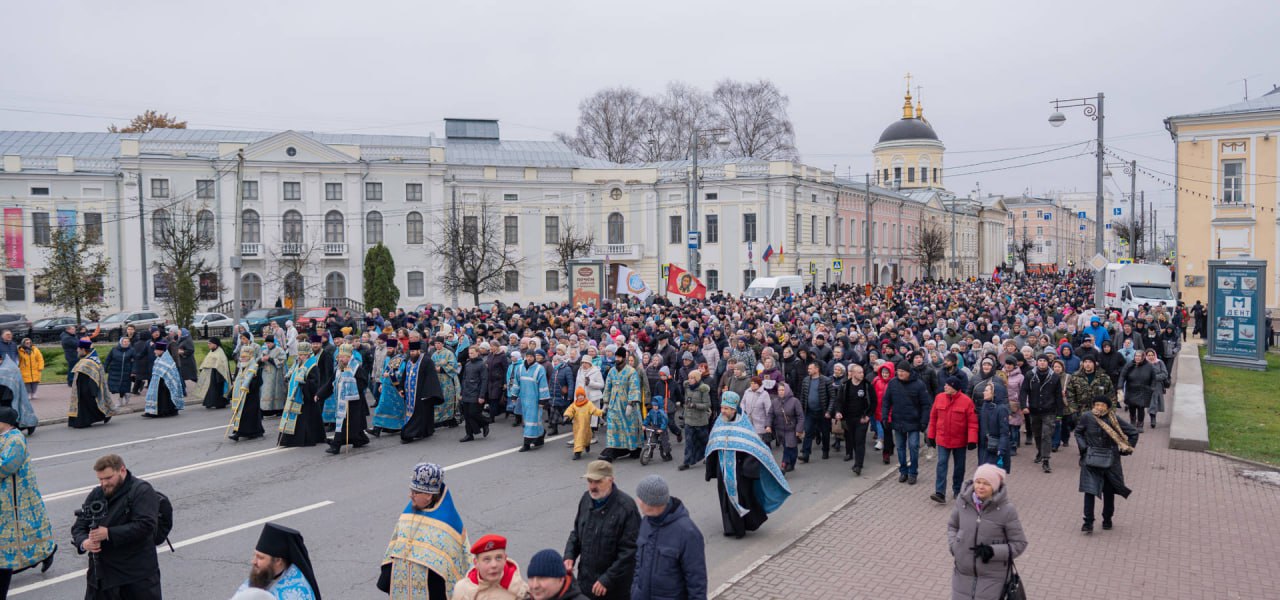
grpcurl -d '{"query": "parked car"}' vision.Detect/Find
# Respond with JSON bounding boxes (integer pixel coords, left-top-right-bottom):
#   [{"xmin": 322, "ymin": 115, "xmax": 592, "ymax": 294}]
[
  {"xmin": 243, "ymin": 307, "xmax": 293, "ymax": 335},
  {"xmin": 191, "ymin": 312, "xmax": 235, "ymax": 339},
  {"xmin": 295, "ymin": 307, "xmax": 334, "ymax": 330},
  {"xmin": 88, "ymin": 310, "xmax": 166, "ymax": 340},
  {"xmin": 0, "ymin": 313, "xmax": 33, "ymax": 340},
  {"xmin": 413, "ymin": 303, "xmax": 445, "ymax": 314},
  {"xmin": 30, "ymin": 316, "xmax": 87, "ymax": 343}
]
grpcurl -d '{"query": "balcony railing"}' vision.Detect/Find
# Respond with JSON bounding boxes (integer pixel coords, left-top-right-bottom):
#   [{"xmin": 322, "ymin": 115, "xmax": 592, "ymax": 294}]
[
  {"xmin": 280, "ymin": 242, "xmax": 304, "ymax": 256},
  {"xmin": 241, "ymin": 242, "xmax": 261, "ymax": 256},
  {"xmin": 323, "ymin": 242, "xmax": 347, "ymax": 256},
  {"xmin": 591, "ymin": 243, "xmax": 642, "ymax": 260}
]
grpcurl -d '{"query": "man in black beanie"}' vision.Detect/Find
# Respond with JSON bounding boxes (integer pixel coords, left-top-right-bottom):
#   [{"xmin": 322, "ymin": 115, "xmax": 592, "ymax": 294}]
[
  {"xmin": 236, "ymin": 522, "xmax": 320, "ymax": 599},
  {"xmin": 526, "ymin": 549, "xmax": 585, "ymax": 600}
]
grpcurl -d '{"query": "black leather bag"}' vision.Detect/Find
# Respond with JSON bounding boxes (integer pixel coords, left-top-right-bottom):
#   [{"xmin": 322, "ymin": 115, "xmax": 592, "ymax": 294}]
[
  {"xmin": 1001, "ymin": 559, "xmax": 1026, "ymax": 600},
  {"xmin": 1084, "ymin": 445, "xmax": 1114, "ymax": 469}
]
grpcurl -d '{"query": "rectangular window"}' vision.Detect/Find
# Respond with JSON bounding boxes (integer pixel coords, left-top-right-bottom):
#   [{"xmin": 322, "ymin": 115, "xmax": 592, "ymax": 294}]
[
  {"xmin": 810, "ymin": 215, "xmax": 817, "ymax": 244},
  {"xmin": 795, "ymin": 215, "xmax": 802, "ymax": 244},
  {"xmin": 1036, "ymin": 226, "xmax": 1044, "ymax": 235},
  {"xmin": 1222, "ymin": 160, "xmax": 1244, "ymax": 203},
  {"xmin": 706, "ymin": 269, "xmax": 719, "ymax": 291},
  {"xmin": 33, "ymin": 212, "xmax": 50, "ymax": 245},
  {"xmin": 825, "ymin": 217, "xmax": 832, "ymax": 246},
  {"xmin": 199, "ymin": 273, "xmax": 219, "ymax": 300},
  {"xmin": 150, "ymin": 179, "xmax": 169, "ymax": 198},
  {"xmin": 921, "ymin": 168, "xmax": 928, "ymax": 184},
  {"xmin": 545, "ymin": 216, "xmax": 559, "ymax": 244},
  {"xmin": 283, "ymin": 182, "xmax": 301, "ymax": 201},
  {"xmin": 84, "ymin": 212, "xmax": 103, "ymax": 244},
  {"xmin": 504, "ymin": 270, "xmax": 519, "ymax": 292},
  {"xmin": 811, "ymin": 193, "xmax": 818, "ymax": 203},
  {"xmin": 4, "ymin": 276, "xmax": 24, "ymax": 301},
  {"xmin": 743, "ymin": 213, "xmax": 757, "ymax": 243},
  {"xmin": 503, "ymin": 193, "xmax": 519, "ymax": 202},
  {"xmin": 934, "ymin": 168, "xmax": 939, "ymax": 182},
  {"xmin": 241, "ymin": 180, "xmax": 259, "ymax": 200},
  {"xmin": 1036, "ymin": 210, "xmax": 1043, "ymax": 218},
  {"xmin": 705, "ymin": 214, "xmax": 719, "ymax": 243},
  {"xmin": 893, "ymin": 167, "xmax": 901, "ymax": 187},
  {"xmin": 669, "ymin": 215, "xmax": 682, "ymax": 244},
  {"xmin": 30, "ymin": 186, "xmax": 49, "ymax": 196},
  {"xmin": 196, "ymin": 179, "xmax": 214, "ymax": 199},
  {"xmin": 835, "ymin": 218, "xmax": 842, "ymax": 246},
  {"xmin": 743, "ymin": 269, "xmax": 757, "ymax": 289},
  {"xmin": 705, "ymin": 192, "xmax": 718, "ymax": 200},
  {"xmin": 406, "ymin": 183, "xmax": 423, "ymax": 201},
  {"xmin": 408, "ymin": 271, "xmax": 425, "ymax": 296},
  {"xmin": 907, "ymin": 167, "xmax": 915, "ymax": 183},
  {"xmin": 504, "ymin": 215, "xmax": 518, "ymax": 245},
  {"xmin": 463, "ymin": 216, "xmax": 478, "ymax": 245},
  {"xmin": 545, "ymin": 270, "xmax": 560, "ymax": 292},
  {"xmin": 365, "ymin": 182, "xmax": 383, "ymax": 201},
  {"xmin": 325, "ymin": 182, "xmax": 342, "ymax": 201}
]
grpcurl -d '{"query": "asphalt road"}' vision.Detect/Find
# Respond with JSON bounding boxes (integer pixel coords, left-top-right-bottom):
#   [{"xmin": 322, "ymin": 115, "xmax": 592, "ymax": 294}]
[{"xmin": 11, "ymin": 404, "xmax": 898, "ymax": 599}]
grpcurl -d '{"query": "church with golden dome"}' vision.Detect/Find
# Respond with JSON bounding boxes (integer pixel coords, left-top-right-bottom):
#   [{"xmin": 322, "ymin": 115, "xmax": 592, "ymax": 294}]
[{"xmin": 873, "ymin": 76, "xmax": 945, "ymax": 191}]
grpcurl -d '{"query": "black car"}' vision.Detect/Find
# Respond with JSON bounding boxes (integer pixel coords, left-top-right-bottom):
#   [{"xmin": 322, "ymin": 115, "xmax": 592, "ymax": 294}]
[
  {"xmin": 31, "ymin": 316, "xmax": 87, "ymax": 343},
  {"xmin": 0, "ymin": 313, "xmax": 33, "ymax": 340}
]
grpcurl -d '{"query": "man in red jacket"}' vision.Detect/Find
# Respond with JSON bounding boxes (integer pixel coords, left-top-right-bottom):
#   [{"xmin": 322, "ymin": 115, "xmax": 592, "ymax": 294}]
[{"xmin": 926, "ymin": 376, "xmax": 978, "ymax": 503}]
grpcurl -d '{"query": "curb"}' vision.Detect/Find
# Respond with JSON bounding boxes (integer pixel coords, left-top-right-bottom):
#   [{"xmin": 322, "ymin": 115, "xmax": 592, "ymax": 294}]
[
  {"xmin": 38, "ymin": 403, "xmax": 146, "ymax": 427},
  {"xmin": 710, "ymin": 460, "xmax": 902, "ymax": 598},
  {"xmin": 1205, "ymin": 450, "xmax": 1280, "ymax": 472}
]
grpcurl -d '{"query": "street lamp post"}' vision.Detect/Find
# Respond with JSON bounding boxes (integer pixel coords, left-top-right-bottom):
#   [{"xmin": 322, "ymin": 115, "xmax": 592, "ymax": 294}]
[
  {"xmin": 688, "ymin": 129, "xmax": 729, "ymax": 278},
  {"xmin": 1049, "ymin": 92, "xmax": 1105, "ymax": 309}
]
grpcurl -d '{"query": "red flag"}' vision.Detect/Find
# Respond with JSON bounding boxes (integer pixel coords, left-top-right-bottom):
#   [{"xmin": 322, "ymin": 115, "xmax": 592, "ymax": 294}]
[{"xmin": 665, "ymin": 264, "xmax": 707, "ymax": 299}]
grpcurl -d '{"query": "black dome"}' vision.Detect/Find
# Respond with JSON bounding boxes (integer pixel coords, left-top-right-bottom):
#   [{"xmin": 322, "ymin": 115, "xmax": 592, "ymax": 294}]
[{"xmin": 878, "ymin": 118, "xmax": 939, "ymax": 143}]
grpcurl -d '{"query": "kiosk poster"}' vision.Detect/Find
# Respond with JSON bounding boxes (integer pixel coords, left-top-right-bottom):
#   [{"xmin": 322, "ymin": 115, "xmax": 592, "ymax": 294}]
[
  {"xmin": 569, "ymin": 261, "xmax": 604, "ymax": 309},
  {"xmin": 1212, "ymin": 266, "xmax": 1261, "ymax": 358}
]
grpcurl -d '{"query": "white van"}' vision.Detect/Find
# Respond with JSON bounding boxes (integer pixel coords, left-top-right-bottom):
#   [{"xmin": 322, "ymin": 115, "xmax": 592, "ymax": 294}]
[{"xmin": 743, "ymin": 276, "xmax": 805, "ymax": 300}]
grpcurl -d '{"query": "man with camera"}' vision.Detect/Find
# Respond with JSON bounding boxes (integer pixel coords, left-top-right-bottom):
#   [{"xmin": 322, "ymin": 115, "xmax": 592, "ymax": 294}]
[{"xmin": 71, "ymin": 454, "xmax": 162, "ymax": 599}]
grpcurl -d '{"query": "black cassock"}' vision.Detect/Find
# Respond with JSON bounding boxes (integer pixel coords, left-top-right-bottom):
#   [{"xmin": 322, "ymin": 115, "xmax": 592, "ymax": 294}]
[
  {"xmin": 202, "ymin": 368, "xmax": 229, "ymax": 409},
  {"xmin": 705, "ymin": 449, "xmax": 768, "ymax": 538},
  {"xmin": 150, "ymin": 381, "xmax": 180, "ymax": 417},
  {"xmin": 279, "ymin": 364, "xmax": 327, "ymax": 447},
  {"xmin": 231, "ymin": 369, "xmax": 265, "ymax": 439},
  {"xmin": 317, "ymin": 367, "xmax": 369, "ymax": 448},
  {"xmin": 400, "ymin": 355, "xmax": 444, "ymax": 443},
  {"xmin": 68, "ymin": 376, "xmax": 109, "ymax": 429}
]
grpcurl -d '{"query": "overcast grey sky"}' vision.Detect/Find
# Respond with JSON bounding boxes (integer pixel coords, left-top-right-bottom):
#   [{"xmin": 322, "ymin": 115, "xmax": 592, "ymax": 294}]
[{"xmin": 4, "ymin": 0, "xmax": 1275, "ymax": 237}]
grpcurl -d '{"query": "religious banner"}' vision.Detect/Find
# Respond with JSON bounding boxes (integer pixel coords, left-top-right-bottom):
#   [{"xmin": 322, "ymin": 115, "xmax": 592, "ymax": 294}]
[
  {"xmin": 665, "ymin": 264, "xmax": 706, "ymax": 300},
  {"xmin": 3, "ymin": 208, "xmax": 22, "ymax": 269},
  {"xmin": 615, "ymin": 265, "xmax": 652, "ymax": 302}
]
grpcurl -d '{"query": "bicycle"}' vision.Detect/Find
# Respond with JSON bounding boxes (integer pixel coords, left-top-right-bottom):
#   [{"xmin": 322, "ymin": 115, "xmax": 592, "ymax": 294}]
[{"xmin": 639, "ymin": 426, "xmax": 663, "ymax": 465}]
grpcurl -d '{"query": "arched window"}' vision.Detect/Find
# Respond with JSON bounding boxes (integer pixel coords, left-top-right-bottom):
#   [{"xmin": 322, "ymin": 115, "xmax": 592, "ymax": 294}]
[
  {"xmin": 241, "ymin": 209, "xmax": 260, "ymax": 243},
  {"xmin": 406, "ymin": 211, "xmax": 423, "ymax": 244},
  {"xmin": 283, "ymin": 210, "xmax": 304, "ymax": 243},
  {"xmin": 325, "ymin": 271, "xmax": 346, "ymax": 299},
  {"xmin": 324, "ymin": 210, "xmax": 344, "ymax": 243},
  {"xmin": 607, "ymin": 212, "xmax": 624, "ymax": 244},
  {"xmin": 240, "ymin": 273, "xmax": 262, "ymax": 305},
  {"xmin": 366, "ymin": 211, "xmax": 383, "ymax": 245},
  {"xmin": 152, "ymin": 209, "xmax": 172, "ymax": 242},
  {"xmin": 196, "ymin": 209, "xmax": 215, "ymax": 244}
]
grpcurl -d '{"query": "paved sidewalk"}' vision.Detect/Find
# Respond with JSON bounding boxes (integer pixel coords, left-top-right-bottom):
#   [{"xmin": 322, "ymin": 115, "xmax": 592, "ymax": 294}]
[
  {"xmin": 30, "ymin": 384, "xmax": 149, "ymax": 426},
  {"xmin": 716, "ymin": 389, "xmax": 1280, "ymax": 599}
]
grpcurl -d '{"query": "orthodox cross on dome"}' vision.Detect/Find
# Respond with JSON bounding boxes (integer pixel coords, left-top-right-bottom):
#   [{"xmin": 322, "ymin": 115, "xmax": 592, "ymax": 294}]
[
  {"xmin": 902, "ymin": 72, "xmax": 915, "ymax": 119},
  {"xmin": 915, "ymin": 84, "xmax": 924, "ymax": 120}
]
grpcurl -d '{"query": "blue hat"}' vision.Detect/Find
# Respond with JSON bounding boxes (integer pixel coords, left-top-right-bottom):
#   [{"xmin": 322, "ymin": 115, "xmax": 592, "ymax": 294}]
[
  {"xmin": 527, "ymin": 549, "xmax": 566, "ymax": 578},
  {"xmin": 720, "ymin": 391, "xmax": 741, "ymax": 411},
  {"xmin": 410, "ymin": 463, "xmax": 444, "ymax": 494}
]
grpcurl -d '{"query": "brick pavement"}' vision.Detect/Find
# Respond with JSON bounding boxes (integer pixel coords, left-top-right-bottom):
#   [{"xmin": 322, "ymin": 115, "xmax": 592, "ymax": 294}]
[{"xmin": 716, "ymin": 369, "xmax": 1280, "ymax": 599}]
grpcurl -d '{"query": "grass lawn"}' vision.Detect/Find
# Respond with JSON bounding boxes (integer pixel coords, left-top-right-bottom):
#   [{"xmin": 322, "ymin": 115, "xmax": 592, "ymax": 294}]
[
  {"xmin": 1201, "ymin": 347, "xmax": 1280, "ymax": 466},
  {"xmin": 35, "ymin": 341, "xmax": 233, "ymax": 384}
]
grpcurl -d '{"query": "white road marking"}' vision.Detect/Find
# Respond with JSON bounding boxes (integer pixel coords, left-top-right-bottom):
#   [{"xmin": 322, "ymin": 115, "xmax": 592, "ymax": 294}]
[
  {"xmin": 8, "ymin": 501, "xmax": 335, "ymax": 596},
  {"xmin": 41, "ymin": 447, "xmax": 293, "ymax": 502},
  {"xmin": 444, "ymin": 432, "xmax": 573, "ymax": 470},
  {"xmin": 33, "ymin": 425, "xmax": 227, "ymax": 462}
]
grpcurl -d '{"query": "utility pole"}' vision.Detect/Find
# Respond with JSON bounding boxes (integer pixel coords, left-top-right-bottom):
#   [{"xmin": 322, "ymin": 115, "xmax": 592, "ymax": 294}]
[
  {"xmin": 1138, "ymin": 191, "xmax": 1145, "ymax": 260},
  {"xmin": 688, "ymin": 133, "xmax": 700, "ymax": 278},
  {"xmin": 1129, "ymin": 159, "xmax": 1137, "ymax": 261},
  {"xmin": 1152, "ymin": 208, "xmax": 1158, "ymax": 259},
  {"xmin": 864, "ymin": 174, "xmax": 875, "ymax": 285},
  {"xmin": 138, "ymin": 171, "xmax": 150, "ymax": 310},
  {"xmin": 231, "ymin": 150, "xmax": 244, "ymax": 327},
  {"xmin": 449, "ymin": 175, "xmax": 458, "ymax": 308}
]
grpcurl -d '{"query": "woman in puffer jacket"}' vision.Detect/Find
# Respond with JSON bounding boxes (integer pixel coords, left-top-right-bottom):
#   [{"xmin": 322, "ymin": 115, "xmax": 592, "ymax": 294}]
[{"xmin": 947, "ymin": 464, "xmax": 1028, "ymax": 600}]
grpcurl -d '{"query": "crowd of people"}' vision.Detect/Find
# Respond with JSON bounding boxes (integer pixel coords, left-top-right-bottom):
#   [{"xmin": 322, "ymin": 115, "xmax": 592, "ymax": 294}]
[{"xmin": 0, "ymin": 270, "xmax": 1198, "ymax": 599}]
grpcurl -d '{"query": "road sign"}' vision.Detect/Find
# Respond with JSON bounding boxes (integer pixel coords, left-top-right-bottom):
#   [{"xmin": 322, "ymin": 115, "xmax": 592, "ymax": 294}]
[
  {"xmin": 832, "ymin": 259, "xmax": 843, "ymax": 272},
  {"xmin": 687, "ymin": 231, "xmax": 700, "ymax": 249},
  {"xmin": 1105, "ymin": 223, "xmax": 1112, "ymax": 230},
  {"xmin": 1113, "ymin": 207, "xmax": 1123, "ymax": 216},
  {"xmin": 1079, "ymin": 224, "xmax": 1086, "ymax": 231},
  {"xmin": 1077, "ymin": 211, "xmax": 1087, "ymax": 219},
  {"xmin": 1044, "ymin": 213, "xmax": 1052, "ymax": 220},
  {"xmin": 808, "ymin": 262, "xmax": 817, "ymax": 275},
  {"xmin": 1089, "ymin": 253, "xmax": 1108, "ymax": 271},
  {"xmin": 1170, "ymin": 250, "xmax": 1176, "ymax": 258},
  {"xmin": 661, "ymin": 264, "xmax": 670, "ymax": 279},
  {"xmin": 1118, "ymin": 258, "xmax": 1133, "ymax": 265}
]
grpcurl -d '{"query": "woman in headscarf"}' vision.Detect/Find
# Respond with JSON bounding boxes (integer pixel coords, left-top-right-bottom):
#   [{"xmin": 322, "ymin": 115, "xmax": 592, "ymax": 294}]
[
  {"xmin": 705, "ymin": 391, "xmax": 791, "ymax": 538},
  {"xmin": 1097, "ymin": 340, "xmax": 1125, "ymax": 390},
  {"xmin": 946, "ymin": 464, "xmax": 1027, "ymax": 600},
  {"xmin": 0, "ymin": 407, "xmax": 57, "ymax": 596},
  {"xmin": 197, "ymin": 338, "xmax": 231, "ymax": 409},
  {"xmin": 1074, "ymin": 395, "xmax": 1140, "ymax": 533},
  {"xmin": 0, "ymin": 355, "xmax": 38, "ymax": 436},
  {"xmin": 278, "ymin": 341, "xmax": 326, "ymax": 448},
  {"xmin": 227, "ymin": 345, "xmax": 265, "ymax": 441}
]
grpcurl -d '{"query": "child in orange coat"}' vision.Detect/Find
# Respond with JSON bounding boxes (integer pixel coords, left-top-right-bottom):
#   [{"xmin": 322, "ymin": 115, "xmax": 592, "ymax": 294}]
[{"xmin": 562, "ymin": 387, "xmax": 603, "ymax": 460}]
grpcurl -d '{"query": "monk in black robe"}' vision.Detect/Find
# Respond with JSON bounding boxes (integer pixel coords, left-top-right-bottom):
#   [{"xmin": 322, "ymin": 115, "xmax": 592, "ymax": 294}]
[
  {"xmin": 398, "ymin": 341, "xmax": 444, "ymax": 444},
  {"xmin": 318, "ymin": 343, "xmax": 370, "ymax": 454},
  {"xmin": 228, "ymin": 346, "xmax": 265, "ymax": 441},
  {"xmin": 279, "ymin": 340, "xmax": 328, "ymax": 448},
  {"xmin": 68, "ymin": 341, "xmax": 111, "ymax": 429}
]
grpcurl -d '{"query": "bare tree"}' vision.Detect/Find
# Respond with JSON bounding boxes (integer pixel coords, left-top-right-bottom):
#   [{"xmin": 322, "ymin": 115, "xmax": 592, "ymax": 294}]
[
  {"xmin": 264, "ymin": 229, "xmax": 327, "ymax": 310},
  {"xmin": 712, "ymin": 79, "xmax": 797, "ymax": 160},
  {"xmin": 429, "ymin": 198, "xmax": 525, "ymax": 307},
  {"xmin": 151, "ymin": 202, "xmax": 217, "ymax": 327},
  {"xmin": 640, "ymin": 82, "xmax": 721, "ymax": 162},
  {"xmin": 910, "ymin": 223, "xmax": 949, "ymax": 280},
  {"xmin": 556, "ymin": 87, "xmax": 654, "ymax": 163},
  {"xmin": 548, "ymin": 224, "xmax": 596, "ymax": 279},
  {"xmin": 1110, "ymin": 220, "xmax": 1144, "ymax": 259},
  {"xmin": 1010, "ymin": 237, "xmax": 1035, "ymax": 271}
]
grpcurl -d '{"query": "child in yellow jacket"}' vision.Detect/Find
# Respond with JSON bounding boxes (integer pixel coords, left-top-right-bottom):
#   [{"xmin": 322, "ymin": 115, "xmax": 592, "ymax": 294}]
[{"xmin": 563, "ymin": 387, "xmax": 603, "ymax": 460}]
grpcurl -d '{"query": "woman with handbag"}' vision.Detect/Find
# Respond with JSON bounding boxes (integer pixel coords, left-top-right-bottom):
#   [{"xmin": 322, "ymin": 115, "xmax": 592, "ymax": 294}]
[
  {"xmin": 1074, "ymin": 396, "xmax": 1140, "ymax": 534},
  {"xmin": 946, "ymin": 464, "xmax": 1028, "ymax": 600}
]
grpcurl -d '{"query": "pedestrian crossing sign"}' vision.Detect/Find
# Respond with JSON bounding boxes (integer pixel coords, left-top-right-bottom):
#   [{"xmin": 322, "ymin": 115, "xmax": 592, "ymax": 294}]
[
  {"xmin": 832, "ymin": 259, "xmax": 843, "ymax": 272},
  {"xmin": 809, "ymin": 262, "xmax": 817, "ymax": 275}
]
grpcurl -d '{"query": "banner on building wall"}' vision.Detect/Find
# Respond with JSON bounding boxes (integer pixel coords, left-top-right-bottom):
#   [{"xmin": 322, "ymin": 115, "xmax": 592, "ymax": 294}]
[
  {"xmin": 3, "ymin": 208, "xmax": 23, "ymax": 269},
  {"xmin": 57, "ymin": 209, "xmax": 77, "ymax": 230},
  {"xmin": 568, "ymin": 260, "xmax": 604, "ymax": 310}
]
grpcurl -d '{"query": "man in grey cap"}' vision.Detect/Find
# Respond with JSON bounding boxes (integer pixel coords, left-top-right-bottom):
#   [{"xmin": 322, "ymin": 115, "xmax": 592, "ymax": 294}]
[
  {"xmin": 563, "ymin": 461, "xmax": 639, "ymax": 600},
  {"xmin": 631, "ymin": 475, "xmax": 706, "ymax": 599}
]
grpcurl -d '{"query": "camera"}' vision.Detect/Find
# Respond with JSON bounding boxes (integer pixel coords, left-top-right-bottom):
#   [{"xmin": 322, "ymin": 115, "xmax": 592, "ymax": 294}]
[{"xmin": 76, "ymin": 499, "xmax": 108, "ymax": 527}]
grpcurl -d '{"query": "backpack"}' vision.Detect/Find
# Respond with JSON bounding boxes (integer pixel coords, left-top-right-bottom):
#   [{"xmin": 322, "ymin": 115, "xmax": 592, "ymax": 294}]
[{"xmin": 152, "ymin": 490, "xmax": 175, "ymax": 552}]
